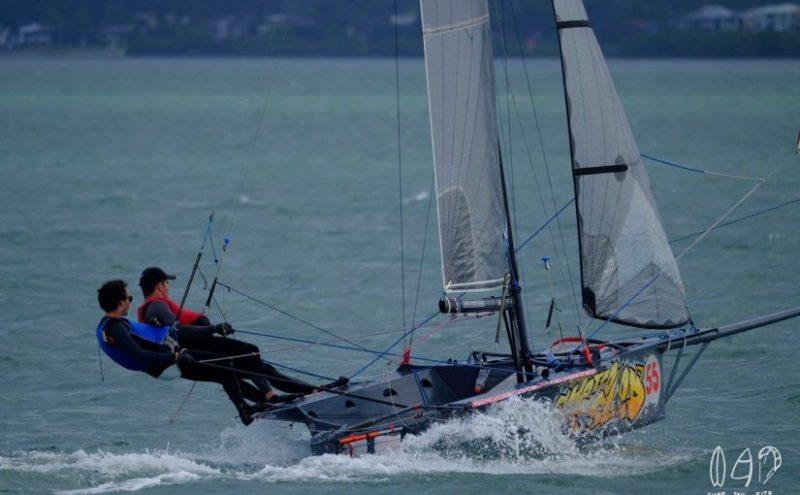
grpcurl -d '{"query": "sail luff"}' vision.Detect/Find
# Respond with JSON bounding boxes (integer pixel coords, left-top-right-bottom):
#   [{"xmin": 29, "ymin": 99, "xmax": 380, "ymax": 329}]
[
  {"xmin": 552, "ymin": 0, "xmax": 690, "ymax": 328},
  {"xmin": 420, "ymin": 0, "xmax": 509, "ymax": 293}
]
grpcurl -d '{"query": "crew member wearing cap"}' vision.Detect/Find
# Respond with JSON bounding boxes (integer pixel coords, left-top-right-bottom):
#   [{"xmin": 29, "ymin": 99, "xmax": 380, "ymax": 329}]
[
  {"xmin": 137, "ymin": 267, "xmax": 208, "ymax": 326},
  {"xmin": 96, "ymin": 279, "xmax": 268, "ymax": 424},
  {"xmin": 136, "ymin": 267, "xmax": 347, "ymax": 399}
]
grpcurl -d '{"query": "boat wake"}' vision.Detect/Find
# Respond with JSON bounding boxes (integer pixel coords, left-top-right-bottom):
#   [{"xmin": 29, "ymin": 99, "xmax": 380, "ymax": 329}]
[{"xmin": 1, "ymin": 400, "xmax": 690, "ymax": 493}]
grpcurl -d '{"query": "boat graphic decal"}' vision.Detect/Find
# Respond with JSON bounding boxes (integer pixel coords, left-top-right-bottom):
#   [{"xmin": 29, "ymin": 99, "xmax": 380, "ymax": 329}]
[{"xmin": 555, "ymin": 354, "xmax": 661, "ymax": 431}]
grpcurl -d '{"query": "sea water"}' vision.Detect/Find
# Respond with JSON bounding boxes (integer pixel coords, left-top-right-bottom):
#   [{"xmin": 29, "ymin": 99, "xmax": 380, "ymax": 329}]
[{"xmin": 0, "ymin": 57, "xmax": 798, "ymax": 494}]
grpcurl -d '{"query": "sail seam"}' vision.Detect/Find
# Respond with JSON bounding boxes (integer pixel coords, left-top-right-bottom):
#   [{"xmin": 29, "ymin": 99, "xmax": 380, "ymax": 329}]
[{"xmin": 423, "ymin": 13, "xmax": 489, "ymax": 37}]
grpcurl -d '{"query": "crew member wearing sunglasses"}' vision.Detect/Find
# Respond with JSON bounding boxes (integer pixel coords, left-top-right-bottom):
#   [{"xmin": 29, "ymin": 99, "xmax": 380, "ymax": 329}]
[{"xmin": 95, "ymin": 279, "xmax": 305, "ymax": 424}]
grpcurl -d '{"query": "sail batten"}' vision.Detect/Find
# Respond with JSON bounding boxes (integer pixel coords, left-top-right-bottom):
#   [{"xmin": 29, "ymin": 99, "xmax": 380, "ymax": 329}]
[
  {"xmin": 421, "ymin": 0, "xmax": 508, "ymax": 293},
  {"xmin": 553, "ymin": 0, "xmax": 689, "ymax": 328}
]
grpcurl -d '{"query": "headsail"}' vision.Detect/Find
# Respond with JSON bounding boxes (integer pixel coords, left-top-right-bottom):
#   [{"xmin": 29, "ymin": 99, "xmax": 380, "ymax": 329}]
[
  {"xmin": 553, "ymin": 0, "xmax": 689, "ymax": 328},
  {"xmin": 420, "ymin": 0, "xmax": 508, "ymax": 293}
]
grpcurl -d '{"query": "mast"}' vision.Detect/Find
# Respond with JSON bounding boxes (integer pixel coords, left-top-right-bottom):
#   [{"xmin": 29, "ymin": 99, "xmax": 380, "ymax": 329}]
[
  {"xmin": 419, "ymin": 0, "xmax": 531, "ymax": 378},
  {"xmin": 497, "ymin": 145, "xmax": 532, "ymax": 377}
]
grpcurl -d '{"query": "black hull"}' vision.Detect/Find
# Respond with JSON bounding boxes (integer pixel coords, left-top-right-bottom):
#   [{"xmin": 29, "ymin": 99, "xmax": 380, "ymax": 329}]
[{"xmin": 256, "ymin": 307, "xmax": 800, "ymax": 455}]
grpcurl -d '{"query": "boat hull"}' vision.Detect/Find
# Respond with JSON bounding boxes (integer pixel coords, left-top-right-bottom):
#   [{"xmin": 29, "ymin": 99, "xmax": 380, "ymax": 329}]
[{"xmin": 260, "ymin": 347, "xmax": 667, "ymax": 456}]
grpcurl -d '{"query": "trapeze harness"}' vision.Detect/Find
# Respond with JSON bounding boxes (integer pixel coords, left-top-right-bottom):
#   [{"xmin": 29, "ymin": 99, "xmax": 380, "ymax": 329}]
[
  {"xmin": 137, "ymin": 296, "xmax": 203, "ymax": 325},
  {"xmin": 96, "ymin": 318, "xmax": 171, "ymax": 372}
]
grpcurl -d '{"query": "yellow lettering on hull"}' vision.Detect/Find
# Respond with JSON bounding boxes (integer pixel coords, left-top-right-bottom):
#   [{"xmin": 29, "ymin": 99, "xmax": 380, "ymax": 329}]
[{"xmin": 555, "ymin": 359, "xmax": 651, "ymax": 432}]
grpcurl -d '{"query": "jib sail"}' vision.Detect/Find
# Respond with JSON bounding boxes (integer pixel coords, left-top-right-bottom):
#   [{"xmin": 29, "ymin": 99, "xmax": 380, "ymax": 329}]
[{"xmin": 553, "ymin": 0, "xmax": 689, "ymax": 328}]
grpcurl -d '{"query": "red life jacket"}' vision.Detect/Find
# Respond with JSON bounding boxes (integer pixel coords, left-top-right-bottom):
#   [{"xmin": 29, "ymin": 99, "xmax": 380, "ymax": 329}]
[{"xmin": 137, "ymin": 296, "xmax": 204, "ymax": 326}]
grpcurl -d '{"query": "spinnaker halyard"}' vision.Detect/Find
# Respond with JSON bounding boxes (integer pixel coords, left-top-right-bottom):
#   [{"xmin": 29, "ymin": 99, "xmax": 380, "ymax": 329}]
[{"xmin": 251, "ymin": 0, "xmax": 800, "ymax": 456}]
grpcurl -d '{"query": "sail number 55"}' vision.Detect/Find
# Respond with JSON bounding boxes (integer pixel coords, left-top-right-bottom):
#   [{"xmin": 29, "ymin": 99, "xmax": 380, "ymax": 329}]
[{"xmin": 644, "ymin": 361, "xmax": 660, "ymax": 394}]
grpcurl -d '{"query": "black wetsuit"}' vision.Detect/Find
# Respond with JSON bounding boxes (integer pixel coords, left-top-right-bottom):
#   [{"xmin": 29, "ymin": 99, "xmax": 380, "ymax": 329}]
[
  {"xmin": 102, "ymin": 317, "xmax": 251, "ymax": 409},
  {"xmin": 141, "ymin": 301, "xmax": 316, "ymax": 395}
]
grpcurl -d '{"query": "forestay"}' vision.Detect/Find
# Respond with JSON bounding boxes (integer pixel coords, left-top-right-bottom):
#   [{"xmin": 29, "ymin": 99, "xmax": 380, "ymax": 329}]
[
  {"xmin": 420, "ymin": 0, "xmax": 508, "ymax": 293},
  {"xmin": 553, "ymin": 0, "xmax": 689, "ymax": 328}
]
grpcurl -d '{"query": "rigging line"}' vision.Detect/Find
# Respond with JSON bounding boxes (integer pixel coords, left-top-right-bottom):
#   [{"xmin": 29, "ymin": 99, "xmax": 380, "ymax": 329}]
[
  {"xmin": 669, "ymin": 196, "xmax": 800, "ymax": 244},
  {"xmin": 169, "ymin": 381, "xmax": 197, "ymax": 424},
  {"xmin": 492, "ymin": 0, "xmax": 520, "ymax": 265},
  {"xmin": 216, "ymin": 281, "xmax": 383, "ymax": 356},
  {"xmin": 349, "ymin": 309, "xmax": 445, "ymax": 379},
  {"xmin": 498, "ymin": 0, "xmax": 535, "ymax": 341},
  {"xmin": 393, "ymin": 0, "xmax": 407, "ymax": 335},
  {"xmin": 202, "ymin": 27, "xmax": 291, "ymax": 319},
  {"xmin": 260, "ymin": 359, "xmax": 335, "ymax": 382},
  {"xmin": 641, "ymin": 153, "xmax": 765, "ymax": 181},
  {"xmin": 508, "ymin": 83, "xmax": 577, "ymax": 321},
  {"xmin": 409, "ymin": 176, "xmax": 435, "ymax": 340},
  {"xmin": 586, "ymin": 158, "xmax": 789, "ymax": 343},
  {"xmin": 222, "ymin": 15, "xmax": 290, "ymax": 242},
  {"xmin": 516, "ymin": 198, "xmax": 575, "ymax": 252},
  {"xmin": 195, "ymin": 352, "xmax": 260, "ymax": 364},
  {"xmin": 203, "ymin": 236, "xmax": 230, "ymax": 320},
  {"xmin": 203, "ymin": 359, "xmax": 334, "ymax": 384},
  {"xmin": 505, "ymin": 69, "xmax": 578, "ymax": 326},
  {"xmin": 199, "ymin": 360, "xmax": 439, "ymax": 411},
  {"xmin": 235, "ymin": 327, "xmax": 453, "ymax": 364},
  {"xmin": 509, "ymin": 0, "xmax": 582, "ymax": 325},
  {"xmin": 203, "ymin": 215, "xmax": 219, "ymax": 264},
  {"xmin": 179, "ymin": 9, "xmax": 289, "ymax": 324},
  {"xmin": 262, "ymin": 326, "xmax": 429, "ymax": 355}
]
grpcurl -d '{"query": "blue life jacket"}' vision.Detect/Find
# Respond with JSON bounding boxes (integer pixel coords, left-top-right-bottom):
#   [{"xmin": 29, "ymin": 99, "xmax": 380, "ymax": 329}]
[{"xmin": 96, "ymin": 317, "xmax": 170, "ymax": 372}]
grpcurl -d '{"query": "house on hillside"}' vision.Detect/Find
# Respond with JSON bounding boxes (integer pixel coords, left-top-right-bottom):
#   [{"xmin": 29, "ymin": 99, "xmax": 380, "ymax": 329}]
[
  {"xmin": 17, "ymin": 23, "xmax": 52, "ymax": 46},
  {"xmin": 0, "ymin": 27, "xmax": 10, "ymax": 48},
  {"xmin": 742, "ymin": 3, "xmax": 800, "ymax": 32},
  {"xmin": 103, "ymin": 24, "xmax": 133, "ymax": 49},
  {"xmin": 680, "ymin": 5, "xmax": 741, "ymax": 31}
]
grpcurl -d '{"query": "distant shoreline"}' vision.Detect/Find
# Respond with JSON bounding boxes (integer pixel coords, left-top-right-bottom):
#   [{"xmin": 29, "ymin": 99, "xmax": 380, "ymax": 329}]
[{"xmin": 1, "ymin": 49, "xmax": 797, "ymax": 60}]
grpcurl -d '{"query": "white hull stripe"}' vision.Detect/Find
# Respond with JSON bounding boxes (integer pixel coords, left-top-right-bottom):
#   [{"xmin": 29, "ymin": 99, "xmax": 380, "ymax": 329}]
[{"xmin": 470, "ymin": 368, "xmax": 598, "ymax": 408}]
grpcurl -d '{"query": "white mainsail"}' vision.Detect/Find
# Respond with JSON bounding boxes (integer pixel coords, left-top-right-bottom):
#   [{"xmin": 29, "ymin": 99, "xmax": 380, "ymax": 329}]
[
  {"xmin": 553, "ymin": 0, "xmax": 689, "ymax": 328},
  {"xmin": 420, "ymin": 0, "xmax": 508, "ymax": 293}
]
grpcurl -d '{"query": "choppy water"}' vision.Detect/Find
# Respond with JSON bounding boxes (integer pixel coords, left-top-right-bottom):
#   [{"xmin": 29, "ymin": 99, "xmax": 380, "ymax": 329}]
[{"xmin": 1, "ymin": 57, "xmax": 798, "ymax": 494}]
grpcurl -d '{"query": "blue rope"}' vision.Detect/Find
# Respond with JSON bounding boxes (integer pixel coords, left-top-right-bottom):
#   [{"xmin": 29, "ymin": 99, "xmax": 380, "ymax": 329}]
[
  {"xmin": 641, "ymin": 153, "xmax": 707, "ymax": 174},
  {"xmin": 201, "ymin": 213, "xmax": 219, "ymax": 264},
  {"xmin": 349, "ymin": 309, "xmax": 441, "ymax": 379},
  {"xmin": 515, "ymin": 198, "xmax": 575, "ymax": 252}
]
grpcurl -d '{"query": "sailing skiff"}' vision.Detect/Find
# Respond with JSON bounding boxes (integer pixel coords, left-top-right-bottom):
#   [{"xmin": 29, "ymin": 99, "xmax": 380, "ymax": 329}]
[{"xmin": 250, "ymin": 0, "xmax": 800, "ymax": 455}]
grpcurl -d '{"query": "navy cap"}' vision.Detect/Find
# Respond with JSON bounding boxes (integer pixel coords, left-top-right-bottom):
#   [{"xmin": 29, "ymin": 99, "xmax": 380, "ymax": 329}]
[{"xmin": 139, "ymin": 266, "xmax": 176, "ymax": 295}]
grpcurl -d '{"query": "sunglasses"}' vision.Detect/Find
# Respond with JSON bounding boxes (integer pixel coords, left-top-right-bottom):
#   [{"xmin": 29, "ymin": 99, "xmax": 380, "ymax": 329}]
[{"xmin": 125, "ymin": 295, "xmax": 134, "ymax": 302}]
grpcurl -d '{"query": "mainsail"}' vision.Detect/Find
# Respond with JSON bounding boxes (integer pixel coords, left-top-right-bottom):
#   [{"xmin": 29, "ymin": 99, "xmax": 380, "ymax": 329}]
[
  {"xmin": 420, "ymin": 0, "xmax": 508, "ymax": 293},
  {"xmin": 553, "ymin": 0, "xmax": 689, "ymax": 328}
]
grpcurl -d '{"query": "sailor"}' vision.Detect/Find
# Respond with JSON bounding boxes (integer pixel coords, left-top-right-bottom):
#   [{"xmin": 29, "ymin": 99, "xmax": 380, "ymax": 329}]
[
  {"xmin": 136, "ymin": 267, "xmax": 347, "ymax": 397},
  {"xmin": 137, "ymin": 267, "xmax": 210, "ymax": 326},
  {"xmin": 96, "ymin": 279, "xmax": 268, "ymax": 424}
]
